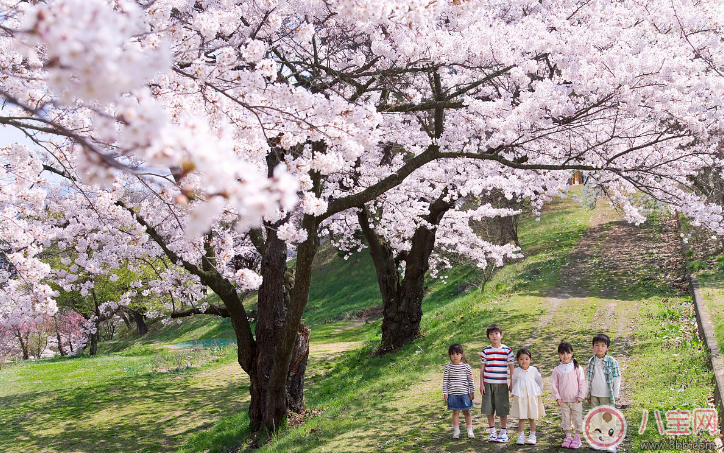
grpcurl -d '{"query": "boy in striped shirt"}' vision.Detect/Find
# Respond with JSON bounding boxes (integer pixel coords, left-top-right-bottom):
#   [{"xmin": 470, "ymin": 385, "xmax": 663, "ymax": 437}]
[{"xmin": 480, "ymin": 324, "xmax": 515, "ymax": 443}]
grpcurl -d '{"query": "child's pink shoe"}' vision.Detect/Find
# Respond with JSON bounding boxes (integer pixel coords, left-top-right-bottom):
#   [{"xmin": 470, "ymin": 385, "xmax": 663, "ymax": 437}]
[
  {"xmin": 562, "ymin": 436, "xmax": 572, "ymax": 448},
  {"xmin": 570, "ymin": 435, "xmax": 582, "ymax": 449}
]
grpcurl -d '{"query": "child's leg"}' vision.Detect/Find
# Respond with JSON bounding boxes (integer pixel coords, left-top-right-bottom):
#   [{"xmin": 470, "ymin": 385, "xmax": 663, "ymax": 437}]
[
  {"xmin": 572, "ymin": 402, "xmax": 583, "ymax": 435},
  {"xmin": 518, "ymin": 418, "xmax": 526, "ymax": 433},
  {"xmin": 486, "ymin": 414, "xmax": 495, "ymax": 428},
  {"xmin": 529, "ymin": 419, "xmax": 536, "ymax": 432},
  {"xmin": 560, "ymin": 403, "xmax": 572, "ymax": 436},
  {"xmin": 462, "ymin": 409, "xmax": 472, "ymax": 427},
  {"xmin": 500, "ymin": 415, "xmax": 507, "ymax": 430},
  {"xmin": 452, "ymin": 410, "xmax": 461, "ymax": 438}
]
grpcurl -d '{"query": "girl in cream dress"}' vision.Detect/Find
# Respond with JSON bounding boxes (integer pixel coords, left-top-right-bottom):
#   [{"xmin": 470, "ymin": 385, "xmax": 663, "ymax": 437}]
[{"xmin": 510, "ymin": 348, "xmax": 545, "ymax": 445}]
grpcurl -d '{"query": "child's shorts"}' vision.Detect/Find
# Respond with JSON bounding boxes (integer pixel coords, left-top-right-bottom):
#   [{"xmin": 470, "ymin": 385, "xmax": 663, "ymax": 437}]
[
  {"xmin": 481, "ymin": 382, "xmax": 510, "ymax": 416},
  {"xmin": 447, "ymin": 394, "xmax": 474, "ymax": 411}
]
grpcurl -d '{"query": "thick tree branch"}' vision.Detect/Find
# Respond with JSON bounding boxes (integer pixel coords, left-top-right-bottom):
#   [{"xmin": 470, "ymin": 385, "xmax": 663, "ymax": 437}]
[{"xmin": 170, "ymin": 305, "xmax": 231, "ymax": 318}]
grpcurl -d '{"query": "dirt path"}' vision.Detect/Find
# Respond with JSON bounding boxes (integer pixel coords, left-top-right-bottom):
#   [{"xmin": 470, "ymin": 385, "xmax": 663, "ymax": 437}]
[
  {"xmin": 306, "ymin": 202, "xmax": 696, "ymax": 453},
  {"xmin": 522, "ymin": 205, "xmax": 612, "ymax": 349}
]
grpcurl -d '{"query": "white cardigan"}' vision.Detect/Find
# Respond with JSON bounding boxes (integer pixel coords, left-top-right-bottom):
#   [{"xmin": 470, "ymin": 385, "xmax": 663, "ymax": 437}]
[{"xmin": 511, "ymin": 366, "xmax": 543, "ymax": 398}]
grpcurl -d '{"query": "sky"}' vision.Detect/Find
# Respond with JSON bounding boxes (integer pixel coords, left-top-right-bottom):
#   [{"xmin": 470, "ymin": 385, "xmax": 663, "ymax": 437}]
[{"xmin": 0, "ymin": 124, "xmax": 33, "ymax": 147}]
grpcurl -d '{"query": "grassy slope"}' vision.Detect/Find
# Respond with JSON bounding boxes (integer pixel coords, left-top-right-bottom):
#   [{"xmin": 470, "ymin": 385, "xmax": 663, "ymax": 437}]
[
  {"xmin": 183, "ymin": 195, "xmax": 713, "ymax": 453},
  {"xmin": 180, "ymin": 194, "xmax": 600, "ymax": 452},
  {"xmin": 680, "ymin": 221, "xmax": 724, "ymax": 354},
  {"xmin": 0, "ymin": 194, "xmax": 714, "ymax": 452}
]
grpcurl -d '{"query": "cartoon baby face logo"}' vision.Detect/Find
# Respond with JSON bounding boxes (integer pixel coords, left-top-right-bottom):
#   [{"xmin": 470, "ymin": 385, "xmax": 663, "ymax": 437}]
[{"xmin": 584, "ymin": 405, "xmax": 627, "ymax": 449}]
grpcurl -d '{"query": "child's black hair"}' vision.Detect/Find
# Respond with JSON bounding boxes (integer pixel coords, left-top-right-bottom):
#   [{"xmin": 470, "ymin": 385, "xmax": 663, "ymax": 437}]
[
  {"xmin": 486, "ymin": 324, "xmax": 503, "ymax": 338},
  {"xmin": 516, "ymin": 348, "xmax": 532, "ymax": 360},
  {"xmin": 592, "ymin": 333, "xmax": 610, "ymax": 347},
  {"xmin": 557, "ymin": 342, "xmax": 579, "ymax": 369},
  {"xmin": 448, "ymin": 343, "xmax": 468, "ymax": 363}
]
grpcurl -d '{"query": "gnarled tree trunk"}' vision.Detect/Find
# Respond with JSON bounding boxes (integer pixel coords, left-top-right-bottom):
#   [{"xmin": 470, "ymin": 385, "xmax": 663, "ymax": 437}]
[
  {"xmin": 131, "ymin": 310, "xmax": 148, "ymax": 335},
  {"xmin": 359, "ymin": 192, "xmax": 452, "ymax": 354},
  {"xmin": 286, "ymin": 323, "xmax": 311, "ymax": 413}
]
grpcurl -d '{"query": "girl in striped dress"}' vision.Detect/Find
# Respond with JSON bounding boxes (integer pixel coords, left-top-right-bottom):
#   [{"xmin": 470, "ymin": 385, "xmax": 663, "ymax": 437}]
[{"xmin": 443, "ymin": 343, "xmax": 475, "ymax": 438}]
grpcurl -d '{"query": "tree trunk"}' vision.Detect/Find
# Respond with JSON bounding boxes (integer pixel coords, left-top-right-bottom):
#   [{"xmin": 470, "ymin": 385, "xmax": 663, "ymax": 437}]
[
  {"xmin": 359, "ymin": 193, "xmax": 452, "ymax": 354},
  {"xmin": 131, "ymin": 310, "xmax": 148, "ymax": 335},
  {"xmin": 87, "ymin": 289, "xmax": 101, "ymax": 356},
  {"xmin": 54, "ymin": 317, "xmax": 66, "ymax": 357},
  {"xmin": 119, "ymin": 161, "xmax": 320, "ymax": 433},
  {"xmin": 499, "ymin": 213, "xmax": 520, "ymax": 247},
  {"xmin": 286, "ymin": 323, "xmax": 310, "ymax": 413},
  {"xmin": 89, "ymin": 331, "xmax": 99, "ymax": 356},
  {"xmin": 15, "ymin": 329, "xmax": 29, "ymax": 360},
  {"xmin": 119, "ymin": 310, "xmax": 132, "ymax": 329},
  {"xmin": 249, "ymin": 227, "xmax": 291, "ymax": 432}
]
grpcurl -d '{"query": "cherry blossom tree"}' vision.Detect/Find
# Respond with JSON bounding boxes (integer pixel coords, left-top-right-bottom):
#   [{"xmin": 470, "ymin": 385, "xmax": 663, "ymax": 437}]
[
  {"xmin": 2, "ymin": 0, "xmax": 724, "ymax": 433},
  {"xmin": 52, "ymin": 309, "xmax": 87, "ymax": 356}
]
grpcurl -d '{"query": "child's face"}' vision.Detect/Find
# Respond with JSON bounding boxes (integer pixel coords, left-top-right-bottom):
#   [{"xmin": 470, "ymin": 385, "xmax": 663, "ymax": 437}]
[
  {"xmin": 488, "ymin": 331, "xmax": 503, "ymax": 345},
  {"xmin": 450, "ymin": 352, "xmax": 463, "ymax": 364},
  {"xmin": 517, "ymin": 354, "xmax": 531, "ymax": 369},
  {"xmin": 559, "ymin": 351, "xmax": 573, "ymax": 364},
  {"xmin": 593, "ymin": 341, "xmax": 609, "ymax": 358}
]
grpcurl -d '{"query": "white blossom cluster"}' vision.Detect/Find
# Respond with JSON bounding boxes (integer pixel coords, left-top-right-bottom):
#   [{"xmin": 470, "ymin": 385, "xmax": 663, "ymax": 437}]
[{"xmin": 1, "ymin": 0, "xmax": 724, "ymax": 332}]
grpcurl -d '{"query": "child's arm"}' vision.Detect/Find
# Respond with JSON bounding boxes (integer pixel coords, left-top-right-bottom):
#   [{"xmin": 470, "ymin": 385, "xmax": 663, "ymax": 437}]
[
  {"xmin": 551, "ymin": 368, "xmax": 561, "ymax": 405},
  {"xmin": 467, "ymin": 364, "xmax": 475, "ymax": 401},
  {"xmin": 508, "ymin": 363, "xmax": 516, "ymax": 393},
  {"xmin": 534, "ymin": 368, "xmax": 544, "ymax": 393},
  {"xmin": 508, "ymin": 363, "xmax": 514, "ymax": 392},
  {"xmin": 480, "ymin": 351, "xmax": 486, "ymax": 394},
  {"xmin": 585, "ymin": 358, "xmax": 593, "ymax": 404},
  {"xmin": 480, "ymin": 364, "xmax": 486, "ymax": 394},
  {"xmin": 507, "ymin": 348, "xmax": 515, "ymax": 392},
  {"xmin": 576, "ymin": 366, "xmax": 587, "ymax": 403},
  {"xmin": 443, "ymin": 365, "xmax": 449, "ymax": 402},
  {"xmin": 612, "ymin": 358, "xmax": 621, "ymax": 403}
]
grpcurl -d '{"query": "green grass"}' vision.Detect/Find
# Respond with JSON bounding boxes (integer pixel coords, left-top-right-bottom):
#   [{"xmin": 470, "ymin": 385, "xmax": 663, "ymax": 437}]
[
  {"xmin": 304, "ymin": 245, "xmax": 381, "ymax": 327},
  {"xmin": 2, "ymin": 191, "xmax": 716, "ymax": 453},
  {"xmin": 695, "ymin": 271, "xmax": 724, "ymax": 355},
  {"xmin": 0, "ymin": 348, "xmax": 246, "ymax": 452},
  {"xmin": 180, "ymin": 192, "xmax": 601, "ymax": 452},
  {"xmin": 99, "ymin": 315, "xmax": 237, "ymax": 354}
]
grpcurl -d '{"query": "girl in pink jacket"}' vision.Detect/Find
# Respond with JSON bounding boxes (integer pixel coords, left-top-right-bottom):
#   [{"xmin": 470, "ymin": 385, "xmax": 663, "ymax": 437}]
[{"xmin": 551, "ymin": 342, "xmax": 588, "ymax": 449}]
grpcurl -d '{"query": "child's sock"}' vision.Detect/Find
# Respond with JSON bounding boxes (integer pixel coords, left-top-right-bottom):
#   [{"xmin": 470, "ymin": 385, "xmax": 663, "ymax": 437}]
[
  {"xmin": 467, "ymin": 426, "xmax": 474, "ymax": 434},
  {"xmin": 488, "ymin": 427, "xmax": 496, "ymax": 435},
  {"xmin": 453, "ymin": 426, "xmax": 460, "ymax": 435},
  {"xmin": 573, "ymin": 433, "xmax": 580, "ymax": 439},
  {"xmin": 530, "ymin": 431, "xmax": 536, "ymax": 436},
  {"xmin": 566, "ymin": 433, "xmax": 572, "ymax": 438}
]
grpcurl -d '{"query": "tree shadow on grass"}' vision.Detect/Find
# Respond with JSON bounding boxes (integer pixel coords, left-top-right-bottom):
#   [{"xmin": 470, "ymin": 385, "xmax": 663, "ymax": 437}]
[{"xmin": 0, "ymin": 371, "xmax": 249, "ymax": 452}]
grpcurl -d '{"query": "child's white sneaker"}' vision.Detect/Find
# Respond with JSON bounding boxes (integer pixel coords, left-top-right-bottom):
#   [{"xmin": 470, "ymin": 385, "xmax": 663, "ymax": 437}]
[
  {"xmin": 496, "ymin": 430, "xmax": 509, "ymax": 443},
  {"xmin": 453, "ymin": 427, "xmax": 460, "ymax": 439},
  {"xmin": 487, "ymin": 428, "xmax": 497, "ymax": 442},
  {"xmin": 516, "ymin": 432, "xmax": 526, "ymax": 445},
  {"xmin": 526, "ymin": 433, "xmax": 537, "ymax": 444},
  {"xmin": 467, "ymin": 427, "xmax": 474, "ymax": 438}
]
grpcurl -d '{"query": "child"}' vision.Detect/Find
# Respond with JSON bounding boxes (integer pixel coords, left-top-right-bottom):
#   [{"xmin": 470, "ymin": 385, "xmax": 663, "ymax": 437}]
[
  {"xmin": 510, "ymin": 348, "xmax": 545, "ymax": 445},
  {"xmin": 551, "ymin": 342, "xmax": 587, "ymax": 449},
  {"xmin": 480, "ymin": 324, "xmax": 515, "ymax": 443},
  {"xmin": 443, "ymin": 343, "xmax": 475, "ymax": 438},
  {"xmin": 586, "ymin": 333, "xmax": 621, "ymax": 407}
]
